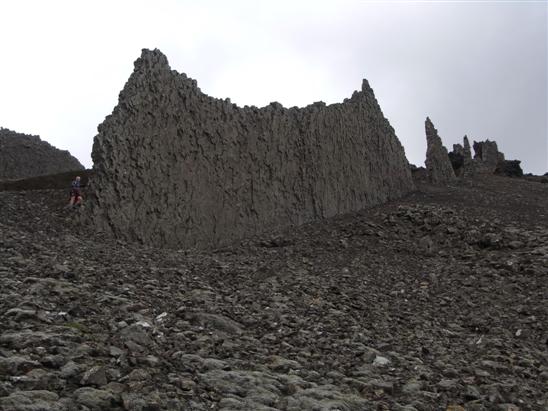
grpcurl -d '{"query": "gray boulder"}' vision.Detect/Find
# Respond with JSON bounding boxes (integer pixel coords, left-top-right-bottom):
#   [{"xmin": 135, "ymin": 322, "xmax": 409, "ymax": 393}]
[{"xmin": 473, "ymin": 139, "xmax": 505, "ymax": 174}]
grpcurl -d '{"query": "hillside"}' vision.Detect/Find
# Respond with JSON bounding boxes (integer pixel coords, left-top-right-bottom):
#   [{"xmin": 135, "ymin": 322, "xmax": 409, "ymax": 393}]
[{"xmin": 0, "ymin": 175, "xmax": 546, "ymax": 410}]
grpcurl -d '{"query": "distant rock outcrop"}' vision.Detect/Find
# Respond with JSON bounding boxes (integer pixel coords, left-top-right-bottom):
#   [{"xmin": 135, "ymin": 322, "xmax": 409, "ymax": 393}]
[
  {"xmin": 0, "ymin": 128, "xmax": 84, "ymax": 179},
  {"xmin": 473, "ymin": 140, "xmax": 505, "ymax": 174},
  {"xmin": 448, "ymin": 136, "xmax": 523, "ymax": 178},
  {"xmin": 449, "ymin": 136, "xmax": 474, "ymax": 177},
  {"xmin": 88, "ymin": 48, "xmax": 414, "ymax": 248},
  {"xmin": 424, "ymin": 117, "xmax": 456, "ymax": 184}
]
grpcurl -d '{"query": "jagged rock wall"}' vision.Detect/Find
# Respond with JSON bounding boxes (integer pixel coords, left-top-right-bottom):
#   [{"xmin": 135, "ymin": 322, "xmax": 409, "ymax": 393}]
[
  {"xmin": 0, "ymin": 128, "xmax": 84, "ymax": 179},
  {"xmin": 88, "ymin": 49, "xmax": 414, "ymax": 248},
  {"xmin": 424, "ymin": 117, "xmax": 456, "ymax": 184}
]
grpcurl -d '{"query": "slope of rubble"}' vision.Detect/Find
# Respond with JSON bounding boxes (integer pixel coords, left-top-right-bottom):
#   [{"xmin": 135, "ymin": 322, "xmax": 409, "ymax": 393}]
[{"xmin": 0, "ymin": 175, "xmax": 547, "ymax": 410}]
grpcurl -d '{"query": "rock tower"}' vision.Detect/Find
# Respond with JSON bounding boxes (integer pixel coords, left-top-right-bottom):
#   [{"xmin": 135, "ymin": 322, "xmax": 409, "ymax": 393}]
[
  {"xmin": 88, "ymin": 49, "xmax": 414, "ymax": 248},
  {"xmin": 448, "ymin": 136, "xmax": 521, "ymax": 177},
  {"xmin": 424, "ymin": 117, "xmax": 456, "ymax": 184},
  {"xmin": 473, "ymin": 140, "xmax": 505, "ymax": 174}
]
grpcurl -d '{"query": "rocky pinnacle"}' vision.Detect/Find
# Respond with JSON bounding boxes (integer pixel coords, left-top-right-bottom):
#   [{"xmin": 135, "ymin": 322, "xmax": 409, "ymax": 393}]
[{"xmin": 424, "ymin": 117, "xmax": 456, "ymax": 184}]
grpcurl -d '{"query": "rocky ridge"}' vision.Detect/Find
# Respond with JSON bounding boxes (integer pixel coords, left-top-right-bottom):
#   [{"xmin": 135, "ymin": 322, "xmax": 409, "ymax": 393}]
[
  {"xmin": 448, "ymin": 137, "xmax": 523, "ymax": 178},
  {"xmin": 89, "ymin": 49, "xmax": 413, "ymax": 249},
  {"xmin": 0, "ymin": 128, "xmax": 84, "ymax": 180}
]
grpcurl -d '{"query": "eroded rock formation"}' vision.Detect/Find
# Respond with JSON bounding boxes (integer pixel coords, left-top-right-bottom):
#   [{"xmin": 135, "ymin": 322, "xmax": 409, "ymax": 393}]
[
  {"xmin": 89, "ymin": 49, "xmax": 414, "ymax": 248},
  {"xmin": 449, "ymin": 135, "xmax": 474, "ymax": 177},
  {"xmin": 448, "ymin": 136, "xmax": 523, "ymax": 178},
  {"xmin": 473, "ymin": 140, "xmax": 505, "ymax": 174},
  {"xmin": 0, "ymin": 128, "xmax": 84, "ymax": 179},
  {"xmin": 424, "ymin": 117, "xmax": 456, "ymax": 184}
]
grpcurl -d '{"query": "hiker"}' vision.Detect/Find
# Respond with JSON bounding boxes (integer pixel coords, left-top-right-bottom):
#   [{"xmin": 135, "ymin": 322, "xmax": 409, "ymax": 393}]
[{"xmin": 68, "ymin": 176, "xmax": 83, "ymax": 207}]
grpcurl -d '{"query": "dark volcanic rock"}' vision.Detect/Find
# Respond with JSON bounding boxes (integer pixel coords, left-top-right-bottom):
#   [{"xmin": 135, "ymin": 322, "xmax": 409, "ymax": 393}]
[
  {"xmin": 450, "ymin": 137, "xmax": 524, "ymax": 179},
  {"xmin": 88, "ymin": 48, "xmax": 414, "ymax": 248},
  {"xmin": 0, "ymin": 128, "xmax": 84, "ymax": 179},
  {"xmin": 449, "ymin": 135, "xmax": 474, "ymax": 177},
  {"xmin": 1, "ymin": 174, "xmax": 547, "ymax": 410},
  {"xmin": 448, "ymin": 149, "xmax": 464, "ymax": 176},
  {"xmin": 462, "ymin": 135, "xmax": 474, "ymax": 175},
  {"xmin": 424, "ymin": 117, "xmax": 456, "ymax": 184},
  {"xmin": 0, "ymin": 170, "xmax": 93, "ymax": 191},
  {"xmin": 473, "ymin": 140, "xmax": 504, "ymax": 174},
  {"xmin": 495, "ymin": 160, "xmax": 524, "ymax": 178}
]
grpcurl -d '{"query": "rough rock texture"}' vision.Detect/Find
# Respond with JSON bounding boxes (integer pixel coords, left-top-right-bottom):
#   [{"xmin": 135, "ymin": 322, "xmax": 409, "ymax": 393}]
[
  {"xmin": 473, "ymin": 140, "xmax": 505, "ymax": 174},
  {"xmin": 461, "ymin": 135, "xmax": 474, "ymax": 176},
  {"xmin": 449, "ymin": 137, "xmax": 524, "ymax": 179},
  {"xmin": 449, "ymin": 136, "xmax": 474, "ymax": 177},
  {"xmin": 495, "ymin": 160, "xmax": 524, "ymax": 178},
  {"xmin": 0, "ymin": 128, "xmax": 84, "ymax": 180},
  {"xmin": 1, "ymin": 174, "xmax": 547, "ymax": 410},
  {"xmin": 89, "ymin": 48, "xmax": 413, "ymax": 248},
  {"xmin": 448, "ymin": 146, "xmax": 464, "ymax": 176},
  {"xmin": 424, "ymin": 117, "xmax": 456, "ymax": 184}
]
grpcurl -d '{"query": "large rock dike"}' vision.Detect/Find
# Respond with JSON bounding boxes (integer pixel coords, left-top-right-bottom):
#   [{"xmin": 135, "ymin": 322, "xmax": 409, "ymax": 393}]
[{"xmin": 89, "ymin": 49, "xmax": 413, "ymax": 248}]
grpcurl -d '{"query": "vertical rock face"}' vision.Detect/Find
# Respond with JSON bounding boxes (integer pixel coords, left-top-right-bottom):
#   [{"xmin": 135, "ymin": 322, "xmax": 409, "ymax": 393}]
[
  {"xmin": 424, "ymin": 117, "xmax": 456, "ymax": 184},
  {"xmin": 448, "ymin": 144, "xmax": 464, "ymax": 176},
  {"xmin": 88, "ymin": 49, "xmax": 414, "ymax": 249},
  {"xmin": 473, "ymin": 140, "xmax": 505, "ymax": 174},
  {"xmin": 0, "ymin": 128, "xmax": 84, "ymax": 179}
]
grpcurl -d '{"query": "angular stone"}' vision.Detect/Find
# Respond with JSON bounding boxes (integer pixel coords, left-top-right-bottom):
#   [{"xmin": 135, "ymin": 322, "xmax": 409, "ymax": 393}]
[
  {"xmin": 372, "ymin": 355, "xmax": 391, "ymax": 367},
  {"xmin": 189, "ymin": 312, "xmax": 243, "ymax": 335},
  {"xmin": 120, "ymin": 323, "xmax": 153, "ymax": 346},
  {"xmin": 74, "ymin": 387, "xmax": 118, "ymax": 409},
  {"xmin": 267, "ymin": 355, "xmax": 301, "ymax": 373},
  {"xmin": 60, "ymin": 360, "xmax": 83, "ymax": 379}
]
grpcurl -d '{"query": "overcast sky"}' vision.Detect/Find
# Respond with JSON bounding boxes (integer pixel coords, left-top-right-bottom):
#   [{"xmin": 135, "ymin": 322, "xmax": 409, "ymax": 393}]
[{"xmin": 0, "ymin": 0, "xmax": 546, "ymax": 174}]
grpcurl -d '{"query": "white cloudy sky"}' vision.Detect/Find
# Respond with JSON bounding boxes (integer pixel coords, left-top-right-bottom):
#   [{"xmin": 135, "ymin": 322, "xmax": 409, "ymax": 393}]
[{"xmin": 0, "ymin": 0, "xmax": 546, "ymax": 173}]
